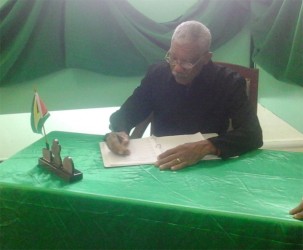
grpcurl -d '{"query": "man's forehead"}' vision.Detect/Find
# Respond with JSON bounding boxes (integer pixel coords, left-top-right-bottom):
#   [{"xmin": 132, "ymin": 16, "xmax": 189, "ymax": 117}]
[{"xmin": 170, "ymin": 42, "xmax": 202, "ymax": 58}]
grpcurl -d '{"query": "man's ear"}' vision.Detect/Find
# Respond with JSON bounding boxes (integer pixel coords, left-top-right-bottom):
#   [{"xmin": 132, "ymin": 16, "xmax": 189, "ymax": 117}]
[
  {"xmin": 201, "ymin": 51, "xmax": 212, "ymax": 65},
  {"xmin": 206, "ymin": 51, "xmax": 213, "ymax": 62}
]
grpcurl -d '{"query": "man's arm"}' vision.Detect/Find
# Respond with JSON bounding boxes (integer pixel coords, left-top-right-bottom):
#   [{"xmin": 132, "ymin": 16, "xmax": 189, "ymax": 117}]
[
  {"xmin": 106, "ymin": 65, "xmax": 161, "ymax": 155},
  {"xmin": 208, "ymin": 73, "xmax": 263, "ymax": 159},
  {"xmin": 109, "ymin": 65, "xmax": 158, "ymax": 134}
]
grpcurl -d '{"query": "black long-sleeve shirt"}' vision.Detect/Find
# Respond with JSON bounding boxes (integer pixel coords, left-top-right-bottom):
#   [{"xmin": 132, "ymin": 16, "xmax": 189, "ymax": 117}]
[{"xmin": 110, "ymin": 61, "xmax": 263, "ymax": 159}]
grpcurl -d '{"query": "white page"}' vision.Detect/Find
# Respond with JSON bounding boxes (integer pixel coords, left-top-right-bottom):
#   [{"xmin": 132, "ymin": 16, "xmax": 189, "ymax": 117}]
[
  {"xmin": 100, "ymin": 137, "xmax": 159, "ymax": 167},
  {"xmin": 154, "ymin": 133, "xmax": 219, "ymax": 160},
  {"xmin": 100, "ymin": 133, "xmax": 219, "ymax": 168},
  {"xmin": 153, "ymin": 133, "xmax": 205, "ymax": 153}
]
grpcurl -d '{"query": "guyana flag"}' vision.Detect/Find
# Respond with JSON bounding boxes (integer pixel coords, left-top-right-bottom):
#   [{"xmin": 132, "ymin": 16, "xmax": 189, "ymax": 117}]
[{"xmin": 30, "ymin": 91, "xmax": 50, "ymax": 134}]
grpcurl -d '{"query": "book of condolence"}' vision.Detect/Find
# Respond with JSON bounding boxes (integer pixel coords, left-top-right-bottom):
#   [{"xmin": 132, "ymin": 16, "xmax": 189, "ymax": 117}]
[{"xmin": 100, "ymin": 133, "xmax": 219, "ymax": 168}]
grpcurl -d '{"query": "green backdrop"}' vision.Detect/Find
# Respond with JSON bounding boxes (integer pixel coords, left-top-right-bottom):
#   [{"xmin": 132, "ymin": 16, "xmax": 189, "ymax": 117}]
[{"xmin": 1, "ymin": 0, "xmax": 302, "ymax": 86}]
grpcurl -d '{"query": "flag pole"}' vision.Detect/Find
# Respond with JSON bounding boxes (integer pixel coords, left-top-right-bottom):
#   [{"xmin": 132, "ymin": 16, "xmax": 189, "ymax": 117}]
[{"xmin": 42, "ymin": 125, "xmax": 49, "ymax": 150}]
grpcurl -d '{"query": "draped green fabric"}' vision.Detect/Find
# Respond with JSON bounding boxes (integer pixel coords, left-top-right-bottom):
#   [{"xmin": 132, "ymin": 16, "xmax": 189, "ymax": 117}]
[
  {"xmin": 250, "ymin": 0, "xmax": 303, "ymax": 86},
  {"xmin": 0, "ymin": 0, "xmax": 302, "ymax": 85},
  {"xmin": 0, "ymin": 0, "xmax": 250, "ymax": 84},
  {"xmin": 0, "ymin": 0, "xmax": 66, "ymax": 84}
]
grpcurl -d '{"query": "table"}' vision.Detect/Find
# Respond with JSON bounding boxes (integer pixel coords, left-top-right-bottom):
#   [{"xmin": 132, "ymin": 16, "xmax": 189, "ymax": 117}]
[{"xmin": 0, "ymin": 131, "xmax": 302, "ymax": 249}]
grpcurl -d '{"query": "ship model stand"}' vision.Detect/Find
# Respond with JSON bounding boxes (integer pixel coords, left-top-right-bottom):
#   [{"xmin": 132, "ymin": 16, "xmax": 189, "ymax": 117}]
[{"xmin": 38, "ymin": 139, "xmax": 83, "ymax": 182}]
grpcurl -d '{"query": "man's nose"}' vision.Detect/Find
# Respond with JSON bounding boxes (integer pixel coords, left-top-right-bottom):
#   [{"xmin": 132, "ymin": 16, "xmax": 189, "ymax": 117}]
[{"xmin": 172, "ymin": 63, "xmax": 186, "ymax": 73}]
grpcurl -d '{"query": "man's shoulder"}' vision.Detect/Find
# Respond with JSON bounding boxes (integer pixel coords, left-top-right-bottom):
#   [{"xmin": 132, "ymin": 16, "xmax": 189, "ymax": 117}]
[
  {"xmin": 203, "ymin": 61, "xmax": 246, "ymax": 86},
  {"xmin": 205, "ymin": 61, "xmax": 241, "ymax": 77},
  {"xmin": 147, "ymin": 61, "xmax": 170, "ymax": 73},
  {"xmin": 143, "ymin": 61, "xmax": 172, "ymax": 82}
]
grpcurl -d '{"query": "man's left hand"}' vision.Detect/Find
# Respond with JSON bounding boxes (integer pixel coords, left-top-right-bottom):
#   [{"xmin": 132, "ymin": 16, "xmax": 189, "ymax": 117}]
[{"xmin": 154, "ymin": 140, "xmax": 217, "ymax": 171}]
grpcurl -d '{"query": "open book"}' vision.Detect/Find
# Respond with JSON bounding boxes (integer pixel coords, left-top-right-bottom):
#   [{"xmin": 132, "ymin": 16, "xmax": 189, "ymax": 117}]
[{"xmin": 100, "ymin": 132, "xmax": 220, "ymax": 168}]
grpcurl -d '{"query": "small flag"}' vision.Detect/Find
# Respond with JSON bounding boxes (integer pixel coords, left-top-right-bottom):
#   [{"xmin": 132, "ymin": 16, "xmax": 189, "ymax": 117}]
[{"xmin": 31, "ymin": 91, "xmax": 50, "ymax": 134}]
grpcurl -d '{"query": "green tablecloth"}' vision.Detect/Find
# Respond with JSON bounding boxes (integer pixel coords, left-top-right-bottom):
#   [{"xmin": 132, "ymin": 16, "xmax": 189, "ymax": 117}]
[{"xmin": 0, "ymin": 131, "xmax": 302, "ymax": 249}]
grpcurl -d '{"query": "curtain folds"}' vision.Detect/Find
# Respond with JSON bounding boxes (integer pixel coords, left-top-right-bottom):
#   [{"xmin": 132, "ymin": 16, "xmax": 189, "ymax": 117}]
[
  {"xmin": 250, "ymin": 0, "xmax": 303, "ymax": 86},
  {"xmin": 0, "ymin": 0, "xmax": 66, "ymax": 84},
  {"xmin": 0, "ymin": 0, "xmax": 301, "ymax": 86}
]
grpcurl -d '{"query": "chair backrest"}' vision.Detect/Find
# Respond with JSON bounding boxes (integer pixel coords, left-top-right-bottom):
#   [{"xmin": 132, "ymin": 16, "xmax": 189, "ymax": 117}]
[
  {"xmin": 216, "ymin": 62, "xmax": 259, "ymax": 114},
  {"xmin": 130, "ymin": 62, "xmax": 259, "ymax": 139}
]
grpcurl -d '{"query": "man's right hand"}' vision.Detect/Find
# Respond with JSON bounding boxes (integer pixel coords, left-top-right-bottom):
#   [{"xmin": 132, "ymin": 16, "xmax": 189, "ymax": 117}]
[{"xmin": 105, "ymin": 132, "xmax": 130, "ymax": 155}]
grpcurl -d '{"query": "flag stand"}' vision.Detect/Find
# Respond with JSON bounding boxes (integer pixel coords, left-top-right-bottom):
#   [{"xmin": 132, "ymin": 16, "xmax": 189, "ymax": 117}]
[
  {"xmin": 38, "ymin": 139, "xmax": 83, "ymax": 183},
  {"xmin": 31, "ymin": 90, "xmax": 83, "ymax": 182}
]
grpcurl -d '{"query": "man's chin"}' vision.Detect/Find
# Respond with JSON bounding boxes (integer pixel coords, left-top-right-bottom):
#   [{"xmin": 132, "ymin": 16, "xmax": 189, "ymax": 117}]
[{"xmin": 175, "ymin": 76, "xmax": 191, "ymax": 85}]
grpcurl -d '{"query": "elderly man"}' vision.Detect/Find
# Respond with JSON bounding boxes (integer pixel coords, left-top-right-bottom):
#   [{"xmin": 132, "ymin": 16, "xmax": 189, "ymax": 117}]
[{"xmin": 105, "ymin": 20, "xmax": 263, "ymax": 170}]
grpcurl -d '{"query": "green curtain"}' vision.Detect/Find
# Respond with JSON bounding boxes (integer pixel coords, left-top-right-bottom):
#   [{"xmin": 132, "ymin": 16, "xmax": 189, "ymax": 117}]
[
  {"xmin": 250, "ymin": 0, "xmax": 303, "ymax": 86},
  {"xmin": 0, "ymin": 0, "xmax": 302, "ymax": 86},
  {"xmin": 0, "ymin": 0, "xmax": 250, "ymax": 84},
  {"xmin": 0, "ymin": 0, "xmax": 66, "ymax": 84}
]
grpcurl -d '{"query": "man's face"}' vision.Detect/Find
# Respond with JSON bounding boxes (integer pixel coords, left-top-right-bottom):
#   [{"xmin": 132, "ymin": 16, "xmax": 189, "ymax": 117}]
[{"xmin": 168, "ymin": 41, "xmax": 211, "ymax": 86}]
